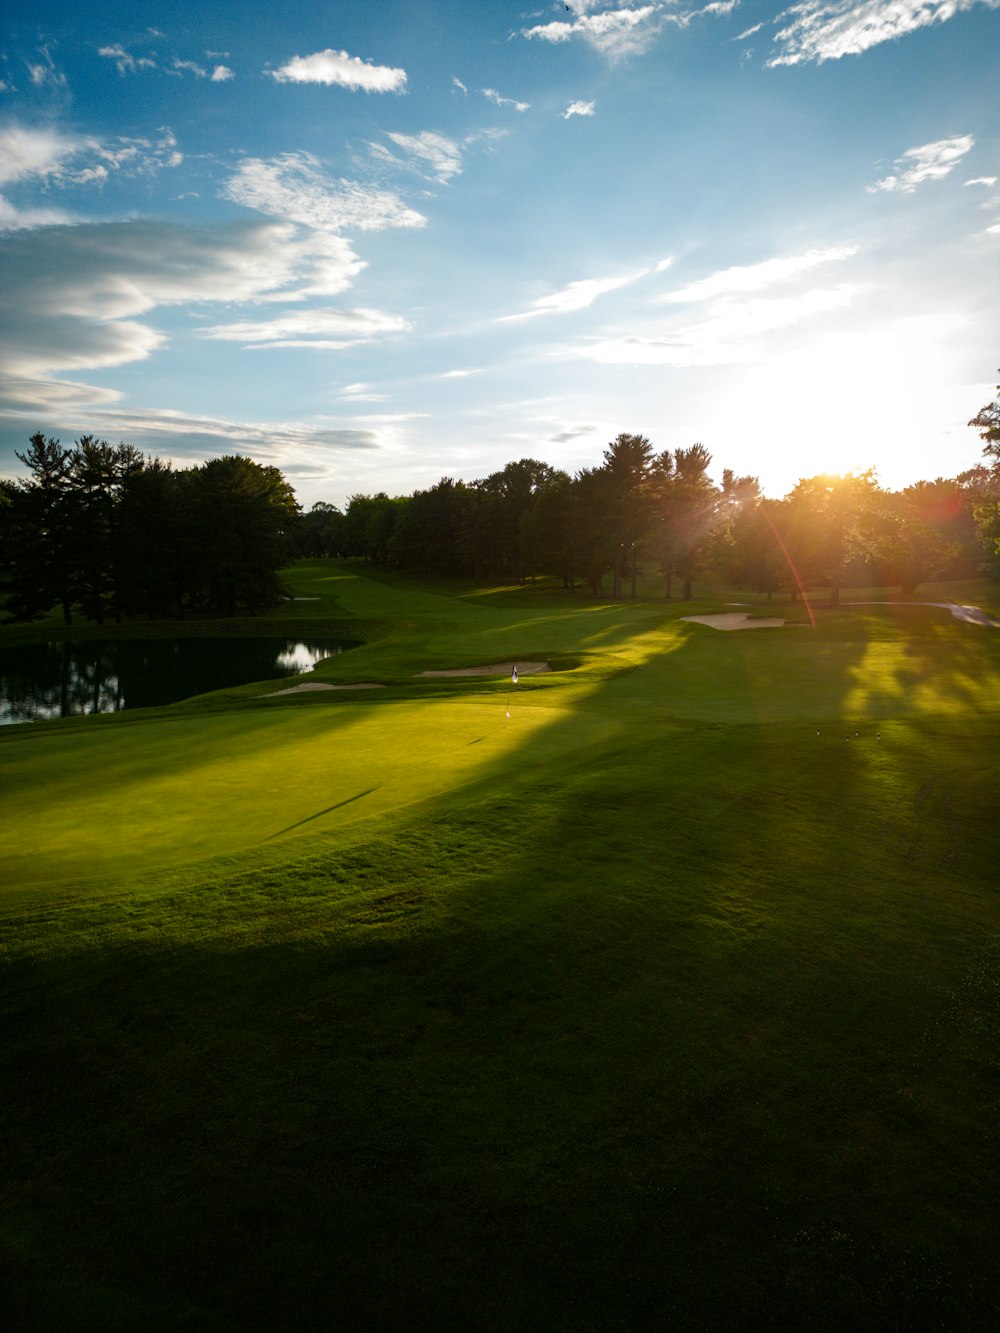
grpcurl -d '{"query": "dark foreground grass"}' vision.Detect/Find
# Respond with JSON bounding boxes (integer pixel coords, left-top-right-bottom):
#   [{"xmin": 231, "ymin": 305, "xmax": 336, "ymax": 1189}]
[
  {"xmin": 3, "ymin": 713, "xmax": 999, "ymax": 1330},
  {"xmin": 3, "ymin": 562, "xmax": 999, "ymax": 1329}
]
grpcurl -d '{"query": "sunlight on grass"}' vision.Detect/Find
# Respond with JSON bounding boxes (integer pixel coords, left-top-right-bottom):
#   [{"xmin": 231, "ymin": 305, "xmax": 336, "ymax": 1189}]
[
  {"xmin": 0, "ymin": 696, "xmax": 620, "ymax": 891},
  {"xmin": 843, "ymin": 636, "xmax": 1000, "ymax": 718}
]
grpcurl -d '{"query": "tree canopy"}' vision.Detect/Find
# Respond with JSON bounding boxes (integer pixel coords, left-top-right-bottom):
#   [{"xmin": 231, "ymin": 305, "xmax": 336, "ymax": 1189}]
[{"xmin": 4, "ymin": 391, "xmax": 999, "ymax": 627}]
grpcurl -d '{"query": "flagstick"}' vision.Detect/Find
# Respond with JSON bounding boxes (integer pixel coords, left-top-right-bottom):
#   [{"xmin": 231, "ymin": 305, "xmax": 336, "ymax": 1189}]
[{"xmin": 505, "ymin": 664, "xmax": 517, "ymax": 726}]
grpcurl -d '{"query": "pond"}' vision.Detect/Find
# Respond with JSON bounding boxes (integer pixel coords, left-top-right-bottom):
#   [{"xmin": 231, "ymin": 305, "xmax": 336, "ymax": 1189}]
[{"xmin": 0, "ymin": 637, "xmax": 358, "ymax": 725}]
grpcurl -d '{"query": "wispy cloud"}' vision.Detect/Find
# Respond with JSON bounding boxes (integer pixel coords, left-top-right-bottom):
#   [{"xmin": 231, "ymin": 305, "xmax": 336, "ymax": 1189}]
[
  {"xmin": 269, "ymin": 48, "xmax": 407, "ymax": 92},
  {"xmin": 0, "ymin": 124, "xmax": 80, "ymax": 186},
  {"xmin": 562, "ymin": 100, "xmax": 596, "ymax": 119},
  {"xmin": 339, "ymin": 382, "xmax": 389, "ymax": 401},
  {"xmin": 767, "ymin": 0, "xmax": 1000, "ymax": 67},
  {"xmin": 171, "ymin": 58, "xmax": 208, "ymax": 79},
  {"xmin": 26, "ymin": 45, "xmax": 68, "ymax": 91},
  {"xmin": 867, "ymin": 136, "xmax": 975, "ymax": 193},
  {"xmin": 99, "ymin": 44, "xmax": 157, "ymax": 76},
  {"xmin": 0, "ymin": 123, "xmax": 182, "ymax": 230},
  {"xmin": 10, "ymin": 406, "xmax": 385, "ymax": 465},
  {"xmin": 483, "ymin": 87, "xmax": 530, "ymax": 112},
  {"xmin": 384, "ymin": 131, "xmax": 464, "ymax": 183},
  {"xmin": 452, "ymin": 77, "xmax": 468, "ymax": 94},
  {"xmin": 441, "ymin": 368, "xmax": 483, "ymax": 378},
  {"xmin": 500, "ymin": 268, "xmax": 650, "ymax": 321},
  {"xmin": 0, "ymin": 217, "xmax": 373, "ymax": 413},
  {"xmin": 661, "ymin": 246, "xmax": 859, "ymax": 302},
  {"xmin": 222, "ymin": 152, "xmax": 426, "ymax": 232},
  {"xmin": 521, "ymin": 1, "xmax": 736, "ymax": 59},
  {"xmin": 579, "ymin": 285, "xmax": 859, "ymax": 366},
  {"xmin": 521, "ymin": 4, "xmax": 662, "ymax": 59},
  {"xmin": 965, "ymin": 176, "xmax": 998, "ymax": 187},
  {"xmin": 200, "ymin": 307, "xmax": 410, "ymax": 349}
]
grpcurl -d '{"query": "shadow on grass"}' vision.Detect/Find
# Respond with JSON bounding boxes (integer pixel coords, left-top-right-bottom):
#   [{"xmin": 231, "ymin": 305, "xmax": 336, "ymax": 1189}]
[
  {"xmin": 267, "ymin": 787, "xmax": 380, "ymax": 839},
  {"xmin": 3, "ymin": 581, "xmax": 1000, "ymax": 1330}
]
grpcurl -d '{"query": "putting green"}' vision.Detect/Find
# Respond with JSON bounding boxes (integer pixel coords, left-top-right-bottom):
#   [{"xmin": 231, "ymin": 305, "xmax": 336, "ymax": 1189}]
[{"xmin": 0, "ymin": 695, "xmax": 619, "ymax": 891}]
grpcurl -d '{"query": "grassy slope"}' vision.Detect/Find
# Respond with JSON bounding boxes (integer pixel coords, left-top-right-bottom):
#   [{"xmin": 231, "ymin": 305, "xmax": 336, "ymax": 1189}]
[{"xmin": 2, "ymin": 562, "xmax": 999, "ymax": 1330}]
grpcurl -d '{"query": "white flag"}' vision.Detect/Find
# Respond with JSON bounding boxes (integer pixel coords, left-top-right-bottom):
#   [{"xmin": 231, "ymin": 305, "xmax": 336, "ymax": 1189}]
[{"xmin": 511, "ymin": 665, "xmax": 518, "ymax": 684}]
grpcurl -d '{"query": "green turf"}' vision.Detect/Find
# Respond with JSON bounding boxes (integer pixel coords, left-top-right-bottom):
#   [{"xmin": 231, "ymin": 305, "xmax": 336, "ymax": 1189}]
[{"xmin": 2, "ymin": 562, "xmax": 999, "ymax": 1329}]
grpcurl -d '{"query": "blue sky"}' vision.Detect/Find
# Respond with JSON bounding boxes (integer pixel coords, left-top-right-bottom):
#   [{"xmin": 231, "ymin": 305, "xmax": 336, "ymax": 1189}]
[{"xmin": 1, "ymin": 0, "xmax": 997, "ymax": 507}]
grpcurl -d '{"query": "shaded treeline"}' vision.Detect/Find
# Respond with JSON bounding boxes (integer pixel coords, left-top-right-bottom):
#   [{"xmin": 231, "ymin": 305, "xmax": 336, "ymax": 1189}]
[
  {"xmin": 301, "ymin": 419, "xmax": 1000, "ymax": 602},
  {"xmin": 0, "ymin": 436, "xmax": 299, "ymax": 624},
  {"xmin": 3, "ymin": 387, "xmax": 998, "ymax": 626}
]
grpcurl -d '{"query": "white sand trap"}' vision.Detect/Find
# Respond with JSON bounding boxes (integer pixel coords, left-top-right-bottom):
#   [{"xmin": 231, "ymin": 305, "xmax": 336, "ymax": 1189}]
[
  {"xmin": 681, "ymin": 613, "xmax": 786, "ymax": 631},
  {"xmin": 420, "ymin": 661, "xmax": 551, "ymax": 677},
  {"xmin": 845, "ymin": 601, "xmax": 1000, "ymax": 627},
  {"xmin": 266, "ymin": 681, "xmax": 385, "ymax": 695}
]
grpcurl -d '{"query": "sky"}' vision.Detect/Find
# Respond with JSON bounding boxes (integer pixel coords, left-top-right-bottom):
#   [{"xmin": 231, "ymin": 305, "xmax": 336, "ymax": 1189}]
[{"xmin": 1, "ymin": 0, "xmax": 998, "ymax": 509}]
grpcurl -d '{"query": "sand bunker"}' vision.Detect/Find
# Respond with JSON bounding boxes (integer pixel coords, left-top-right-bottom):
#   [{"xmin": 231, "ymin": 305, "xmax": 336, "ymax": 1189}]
[
  {"xmin": 266, "ymin": 681, "xmax": 385, "ymax": 695},
  {"xmin": 681, "ymin": 613, "xmax": 787, "ymax": 631},
  {"xmin": 845, "ymin": 601, "xmax": 1000, "ymax": 627},
  {"xmin": 420, "ymin": 661, "xmax": 551, "ymax": 677}
]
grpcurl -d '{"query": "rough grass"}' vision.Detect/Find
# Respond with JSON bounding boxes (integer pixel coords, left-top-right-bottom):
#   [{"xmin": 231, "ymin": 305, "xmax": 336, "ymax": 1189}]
[{"xmin": 2, "ymin": 561, "xmax": 999, "ymax": 1330}]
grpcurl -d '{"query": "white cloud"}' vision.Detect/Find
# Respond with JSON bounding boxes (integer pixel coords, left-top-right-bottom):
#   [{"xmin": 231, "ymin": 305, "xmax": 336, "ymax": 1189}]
[
  {"xmin": 211, "ymin": 65, "xmax": 235, "ymax": 82},
  {"xmin": 767, "ymin": 0, "xmax": 1000, "ymax": 67},
  {"xmin": 562, "ymin": 100, "xmax": 596, "ymax": 118},
  {"xmin": 172, "ymin": 59, "xmax": 208, "ymax": 78},
  {"xmin": 483, "ymin": 88, "xmax": 531, "ymax": 112},
  {"xmin": 26, "ymin": 46, "xmax": 67, "ymax": 91},
  {"xmin": 4, "ymin": 406, "xmax": 384, "ymax": 463},
  {"xmin": 0, "ymin": 197, "xmax": 74, "ymax": 231},
  {"xmin": 0, "ymin": 217, "xmax": 371, "ymax": 413},
  {"xmin": 99, "ymin": 44, "xmax": 157, "ymax": 76},
  {"xmin": 867, "ymin": 136, "xmax": 975, "ymax": 193},
  {"xmin": 0, "ymin": 124, "xmax": 79, "ymax": 186},
  {"xmin": 521, "ymin": 1, "xmax": 738, "ymax": 57},
  {"xmin": 339, "ymin": 382, "xmax": 389, "ymax": 401},
  {"xmin": 200, "ymin": 307, "xmax": 410, "ymax": 349},
  {"xmin": 441, "ymin": 368, "xmax": 483, "ymax": 378},
  {"xmin": 965, "ymin": 176, "xmax": 998, "ymax": 187},
  {"xmin": 452, "ymin": 77, "xmax": 468, "ymax": 94},
  {"xmin": 222, "ymin": 152, "xmax": 426, "ymax": 232},
  {"xmin": 0, "ymin": 123, "xmax": 182, "ymax": 231},
  {"xmin": 522, "ymin": 5, "xmax": 662, "ymax": 58},
  {"xmin": 578, "ymin": 285, "xmax": 859, "ymax": 366},
  {"xmin": 662, "ymin": 246, "xmax": 859, "ymax": 302},
  {"xmin": 270, "ymin": 48, "xmax": 407, "ymax": 93},
  {"xmin": 385, "ymin": 131, "xmax": 464, "ymax": 183},
  {"xmin": 501, "ymin": 269, "xmax": 650, "ymax": 320}
]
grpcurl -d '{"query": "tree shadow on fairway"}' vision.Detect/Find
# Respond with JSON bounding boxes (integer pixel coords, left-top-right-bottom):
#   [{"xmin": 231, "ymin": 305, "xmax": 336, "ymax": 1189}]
[{"xmin": 3, "ymin": 602, "xmax": 999, "ymax": 1331}]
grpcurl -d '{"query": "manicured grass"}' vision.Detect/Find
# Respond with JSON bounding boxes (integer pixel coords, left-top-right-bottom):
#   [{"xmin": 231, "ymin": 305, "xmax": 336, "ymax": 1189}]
[{"xmin": 2, "ymin": 561, "xmax": 999, "ymax": 1329}]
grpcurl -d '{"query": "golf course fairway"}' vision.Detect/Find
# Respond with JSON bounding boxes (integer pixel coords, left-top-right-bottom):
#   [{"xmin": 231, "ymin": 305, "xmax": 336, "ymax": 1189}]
[{"xmin": 2, "ymin": 560, "xmax": 998, "ymax": 1330}]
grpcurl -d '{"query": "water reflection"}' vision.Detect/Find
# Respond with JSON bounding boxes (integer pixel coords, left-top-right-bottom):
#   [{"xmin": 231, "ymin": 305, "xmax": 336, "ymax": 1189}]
[{"xmin": 0, "ymin": 638, "xmax": 354, "ymax": 725}]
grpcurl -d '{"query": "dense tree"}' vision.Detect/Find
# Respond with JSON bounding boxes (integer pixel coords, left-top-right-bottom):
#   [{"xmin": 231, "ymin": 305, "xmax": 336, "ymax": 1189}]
[
  {"xmin": 658, "ymin": 444, "xmax": 718, "ymax": 601},
  {"xmin": 189, "ymin": 456, "xmax": 300, "ymax": 615},
  {"xmin": 600, "ymin": 434, "xmax": 656, "ymax": 598},
  {"xmin": 6, "ymin": 434, "xmax": 76, "ymax": 623},
  {"xmin": 3, "ymin": 438, "xmax": 301, "ymax": 624},
  {"xmin": 296, "ymin": 502, "xmax": 344, "ymax": 558},
  {"xmin": 783, "ymin": 471, "xmax": 881, "ymax": 608},
  {"xmin": 866, "ymin": 489, "xmax": 958, "ymax": 594}
]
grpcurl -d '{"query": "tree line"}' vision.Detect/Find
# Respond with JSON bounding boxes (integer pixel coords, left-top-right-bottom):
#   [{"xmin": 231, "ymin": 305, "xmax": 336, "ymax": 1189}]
[
  {"xmin": 2, "ymin": 383, "xmax": 998, "ymax": 625},
  {"xmin": 0, "ymin": 436, "xmax": 300, "ymax": 624},
  {"xmin": 301, "ymin": 388, "xmax": 1000, "ymax": 605}
]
